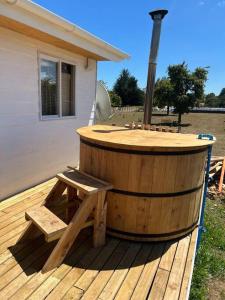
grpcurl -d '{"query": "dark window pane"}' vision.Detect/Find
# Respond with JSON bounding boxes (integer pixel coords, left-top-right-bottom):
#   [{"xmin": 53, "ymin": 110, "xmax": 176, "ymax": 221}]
[
  {"xmin": 41, "ymin": 59, "xmax": 58, "ymax": 116},
  {"xmin": 61, "ymin": 62, "xmax": 75, "ymax": 116}
]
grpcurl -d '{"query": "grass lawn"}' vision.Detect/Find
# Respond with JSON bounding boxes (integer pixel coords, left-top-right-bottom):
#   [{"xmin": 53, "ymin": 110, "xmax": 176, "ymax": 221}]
[
  {"xmin": 99, "ymin": 111, "xmax": 225, "ymax": 156},
  {"xmin": 190, "ymin": 195, "xmax": 225, "ymax": 300},
  {"xmin": 98, "ymin": 110, "xmax": 225, "ymax": 299}
]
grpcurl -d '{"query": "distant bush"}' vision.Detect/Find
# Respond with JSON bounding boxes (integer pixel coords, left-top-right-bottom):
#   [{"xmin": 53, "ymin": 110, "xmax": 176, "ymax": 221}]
[{"xmin": 109, "ymin": 91, "xmax": 122, "ymax": 107}]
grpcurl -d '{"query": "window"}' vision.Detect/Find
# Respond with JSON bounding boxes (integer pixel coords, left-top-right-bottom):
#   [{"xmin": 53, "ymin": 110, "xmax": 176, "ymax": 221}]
[
  {"xmin": 61, "ymin": 62, "xmax": 75, "ymax": 116},
  {"xmin": 40, "ymin": 56, "xmax": 75, "ymax": 118}
]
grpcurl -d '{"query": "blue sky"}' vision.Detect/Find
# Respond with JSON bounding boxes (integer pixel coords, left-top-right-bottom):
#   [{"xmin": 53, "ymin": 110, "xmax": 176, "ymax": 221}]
[{"xmin": 33, "ymin": 0, "xmax": 225, "ymax": 95}]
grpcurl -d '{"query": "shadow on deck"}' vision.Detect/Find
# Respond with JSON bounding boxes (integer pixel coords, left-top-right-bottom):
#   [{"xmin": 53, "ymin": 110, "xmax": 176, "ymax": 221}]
[{"xmin": 0, "ymin": 178, "xmax": 198, "ymax": 300}]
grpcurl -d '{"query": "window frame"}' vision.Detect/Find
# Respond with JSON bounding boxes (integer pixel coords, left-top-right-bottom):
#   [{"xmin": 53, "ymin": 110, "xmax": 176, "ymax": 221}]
[{"xmin": 38, "ymin": 53, "xmax": 76, "ymax": 120}]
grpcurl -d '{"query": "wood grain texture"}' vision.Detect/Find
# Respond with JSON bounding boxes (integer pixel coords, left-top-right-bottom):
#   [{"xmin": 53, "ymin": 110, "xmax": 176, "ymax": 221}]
[
  {"xmin": 57, "ymin": 170, "xmax": 112, "ymax": 195},
  {"xmin": 25, "ymin": 206, "xmax": 67, "ymax": 242},
  {"xmin": 0, "ymin": 179, "xmax": 199, "ymax": 300},
  {"xmin": 79, "ymin": 125, "xmax": 207, "ymax": 241},
  {"xmin": 77, "ymin": 125, "xmax": 214, "ymax": 151}
]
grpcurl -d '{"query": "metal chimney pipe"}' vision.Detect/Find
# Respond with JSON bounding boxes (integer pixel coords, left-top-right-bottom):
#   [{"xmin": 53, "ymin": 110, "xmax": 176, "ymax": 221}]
[{"xmin": 143, "ymin": 9, "xmax": 168, "ymax": 126}]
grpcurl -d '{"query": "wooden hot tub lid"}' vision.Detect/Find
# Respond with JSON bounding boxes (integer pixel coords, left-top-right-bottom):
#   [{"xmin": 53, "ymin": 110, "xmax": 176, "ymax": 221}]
[{"xmin": 77, "ymin": 125, "xmax": 215, "ymax": 152}]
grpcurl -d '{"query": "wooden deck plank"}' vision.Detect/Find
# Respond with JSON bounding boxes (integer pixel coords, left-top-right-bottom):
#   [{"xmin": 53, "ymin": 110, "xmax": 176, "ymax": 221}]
[
  {"xmin": 131, "ymin": 243, "xmax": 165, "ymax": 300},
  {"xmin": 0, "ymin": 238, "xmax": 43, "ymax": 277},
  {"xmin": 0, "ymin": 189, "xmax": 51, "ymax": 227},
  {"xmin": 179, "ymin": 229, "xmax": 198, "ymax": 300},
  {"xmin": 0, "ymin": 178, "xmax": 56, "ymax": 211},
  {"xmin": 164, "ymin": 236, "xmax": 191, "ymax": 300},
  {"xmin": 9, "ymin": 233, "xmax": 90, "ymax": 300},
  {"xmin": 0, "ymin": 179, "xmax": 199, "ymax": 300},
  {"xmin": 71, "ymin": 238, "xmax": 120, "ymax": 295},
  {"xmin": 98, "ymin": 243, "xmax": 142, "ymax": 300},
  {"xmin": 31, "ymin": 237, "xmax": 119, "ymax": 300},
  {"xmin": 0, "ymin": 244, "xmax": 54, "ymax": 300},
  {"xmin": 114, "ymin": 244, "xmax": 153, "ymax": 300},
  {"xmin": 45, "ymin": 238, "xmax": 113, "ymax": 300},
  {"xmin": 0, "ymin": 241, "xmax": 52, "ymax": 291},
  {"xmin": 147, "ymin": 268, "xmax": 169, "ymax": 300},
  {"xmin": 75, "ymin": 240, "xmax": 130, "ymax": 300},
  {"xmin": 0, "ymin": 181, "xmax": 55, "ymax": 214},
  {"xmin": 0, "ymin": 187, "xmax": 51, "ymax": 221},
  {"xmin": 65, "ymin": 239, "xmax": 129, "ymax": 299},
  {"xmin": 159, "ymin": 240, "xmax": 178, "ymax": 271},
  {"xmin": 0, "ymin": 222, "xmax": 28, "ymax": 248},
  {"xmin": 0, "ymin": 234, "xmax": 28, "ymax": 255}
]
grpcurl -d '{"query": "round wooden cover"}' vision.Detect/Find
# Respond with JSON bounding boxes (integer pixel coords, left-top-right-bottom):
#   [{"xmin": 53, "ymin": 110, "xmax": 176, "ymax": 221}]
[{"xmin": 77, "ymin": 125, "xmax": 215, "ymax": 152}]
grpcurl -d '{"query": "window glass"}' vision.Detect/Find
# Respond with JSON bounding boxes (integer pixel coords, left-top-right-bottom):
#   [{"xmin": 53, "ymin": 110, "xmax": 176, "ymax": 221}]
[
  {"xmin": 61, "ymin": 62, "xmax": 75, "ymax": 116},
  {"xmin": 41, "ymin": 59, "xmax": 58, "ymax": 116}
]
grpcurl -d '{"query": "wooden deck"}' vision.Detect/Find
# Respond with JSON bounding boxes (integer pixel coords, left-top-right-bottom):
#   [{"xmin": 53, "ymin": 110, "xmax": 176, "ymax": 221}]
[{"xmin": 0, "ymin": 178, "xmax": 198, "ymax": 300}]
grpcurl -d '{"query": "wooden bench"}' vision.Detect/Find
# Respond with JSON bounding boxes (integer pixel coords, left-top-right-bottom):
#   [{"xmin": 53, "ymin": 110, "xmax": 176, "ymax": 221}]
[{"xmin": 19, "ymin": 169, "xmax": 113, "ymax": 273}]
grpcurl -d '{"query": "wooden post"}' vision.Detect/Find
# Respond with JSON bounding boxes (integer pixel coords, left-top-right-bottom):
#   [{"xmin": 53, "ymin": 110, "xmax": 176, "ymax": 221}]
[
  {"xmin": 218, "ymin": 157, "xmax": 225, "ymax": 193},
  {"xmin": 45, "ymin": 180, "xmax": 67, "ymax": 207},
  {"xmin": 66, "ymin": 186, "xmax": 78, "ymax": 222},
  {"xmin": 93, "ymin": 191, "xmax": 107, "ymax": 247}
]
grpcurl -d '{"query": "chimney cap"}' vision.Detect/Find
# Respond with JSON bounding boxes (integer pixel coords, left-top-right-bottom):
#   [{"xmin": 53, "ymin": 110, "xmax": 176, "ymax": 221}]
[{"xmin": 149, "ymin": 9, "xmax": 168, "ymax": 20}]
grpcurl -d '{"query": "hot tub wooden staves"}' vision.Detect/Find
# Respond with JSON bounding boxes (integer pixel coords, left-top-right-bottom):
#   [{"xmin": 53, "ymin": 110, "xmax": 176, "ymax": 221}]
[{"xmin": 77, "ymin": 125, "xmax": 214, "ymax": 241}]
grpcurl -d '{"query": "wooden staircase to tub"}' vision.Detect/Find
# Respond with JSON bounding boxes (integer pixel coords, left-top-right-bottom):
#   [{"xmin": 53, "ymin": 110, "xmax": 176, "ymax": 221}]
[{"xmin": 19, "ymin": 169, "xmax": 113, "ymax": 273}]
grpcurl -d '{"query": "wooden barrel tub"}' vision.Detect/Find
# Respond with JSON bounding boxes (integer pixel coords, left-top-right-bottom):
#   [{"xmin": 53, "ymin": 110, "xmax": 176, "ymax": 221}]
[{"xmin": 77, "ymin": 125, "xmax": 214, "ymax": 241}]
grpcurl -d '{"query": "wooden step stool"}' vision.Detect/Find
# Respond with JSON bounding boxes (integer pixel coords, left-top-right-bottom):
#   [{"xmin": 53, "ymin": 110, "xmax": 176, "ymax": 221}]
[{"xmin": 19, "ymin": 169, "xmax": 112, "ymax": 273}]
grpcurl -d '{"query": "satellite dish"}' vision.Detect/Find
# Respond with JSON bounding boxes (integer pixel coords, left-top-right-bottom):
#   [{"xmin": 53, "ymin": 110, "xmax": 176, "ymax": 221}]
[{"xmin": 95, "ymin": 81, "xmax": 112, "ymax": 122}]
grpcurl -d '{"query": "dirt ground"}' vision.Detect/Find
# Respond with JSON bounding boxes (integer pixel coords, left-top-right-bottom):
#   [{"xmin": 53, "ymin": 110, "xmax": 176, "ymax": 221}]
[{"xmin": 99, "ymin": 112, "xmax": 225, "ymax": 156}]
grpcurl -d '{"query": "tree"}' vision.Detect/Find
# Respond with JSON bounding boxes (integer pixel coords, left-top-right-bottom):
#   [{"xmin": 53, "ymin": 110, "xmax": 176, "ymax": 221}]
[
  {"xmin": 192, "ymin": 67, "xmax": 208, "ymax": 107},
  {"xmin": 113, "ymin": 69, "xmax": 144, "ymax": 106},
  {"xmin": 205, "ymin": 93, "xmax": 219, "ymax": 107},
  {"xmin": 109, "ymin": 91, "xmax": 122, "ymax": 107},
  {"xmin": 218, "ymin": 88, "xmax": 225, "ymax": 107},
  {"xmin": 168, "ymin": 62, "xmax": 208, "ymax": 131},
  {"xmin": 154, "ymin": 77, "xmax": 173, "ymax": 115}
]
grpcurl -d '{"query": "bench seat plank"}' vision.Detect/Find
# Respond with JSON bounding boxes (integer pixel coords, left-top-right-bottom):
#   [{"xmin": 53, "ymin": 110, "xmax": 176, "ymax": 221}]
[
  {"xmin": 57, "ymin": 170, "xmax": 112, "ymax": 195},
  {"xmin": 25, "ymin": 206, "xmax": 67, "ymax": 242}
]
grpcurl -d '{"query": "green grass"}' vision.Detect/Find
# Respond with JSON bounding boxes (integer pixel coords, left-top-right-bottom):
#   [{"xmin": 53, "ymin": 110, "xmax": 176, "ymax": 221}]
[{"xmin": 190, "ymin": 196, "xmax": 225, "ymax": 300}]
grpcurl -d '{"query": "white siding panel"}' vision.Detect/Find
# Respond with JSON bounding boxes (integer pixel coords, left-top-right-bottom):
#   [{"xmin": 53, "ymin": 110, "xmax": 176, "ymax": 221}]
[{"xmin": 0, "ymin": 27, "xmax": 96, "ymax": 200}]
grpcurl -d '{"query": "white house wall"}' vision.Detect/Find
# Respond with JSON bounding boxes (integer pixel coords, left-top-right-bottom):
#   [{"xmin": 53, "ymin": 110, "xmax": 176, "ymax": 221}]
[{"xmin": 0, "ymin": 27, "xmax": 97, "ymax": 201}]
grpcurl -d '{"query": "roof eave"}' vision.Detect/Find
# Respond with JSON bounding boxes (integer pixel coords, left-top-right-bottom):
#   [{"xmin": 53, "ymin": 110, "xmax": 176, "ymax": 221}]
[{"xmin": 0, "ymin": 0, "xmax": 130, "ymax": 61}]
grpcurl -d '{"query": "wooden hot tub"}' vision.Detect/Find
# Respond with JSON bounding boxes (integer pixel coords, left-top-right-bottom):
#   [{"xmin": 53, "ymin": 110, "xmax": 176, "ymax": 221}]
[{"xmin": 77, "ymin": 125, "xmax": 214, "ymax": 241}]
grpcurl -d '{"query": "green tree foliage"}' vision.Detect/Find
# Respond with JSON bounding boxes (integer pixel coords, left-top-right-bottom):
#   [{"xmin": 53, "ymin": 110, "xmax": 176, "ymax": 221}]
[
  {"xmin": 154, "ymin": 77, "xmax": 173, "ymax": 115},
  {"xmin": 168, "ymin": 63, "xmax": 195, "ymax": 127},
  {"xmin": 155, "ymin": 63, "xmax": 208, "ymax": 130},
  {"xmin": 218, "ymin": 88, "xmax": 225, "ymax": 107},
  {"xmin": 192, "ymin": 67, "xmax": 208, "ymax": 107},
  {"xmin": 205, "ymin": 93, "xmax": 219, "ymax": 107},
  {"xmin": 205, "ymin": 89, "xmax": 225, "ymax": 108},
  {"xmin": 113, "ymin": 69, "xmax": 144, "ymax": 106},
  {"xmin": 109, "ymin": 91, "xmax": 122, "ymax": 107}
]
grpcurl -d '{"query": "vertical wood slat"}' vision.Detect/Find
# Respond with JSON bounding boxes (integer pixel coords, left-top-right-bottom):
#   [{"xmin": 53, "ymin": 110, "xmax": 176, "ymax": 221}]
[
  {"xmin": 80, "ymin": 139, "xmax": 207, "ymax": 241},
  {"xmin": 93, "ymin": 191, "xmax": 107, "ymax": 248},
  {"xmin": 66, "ymin": 186, "xmax": 78, "ymax": 222}
]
